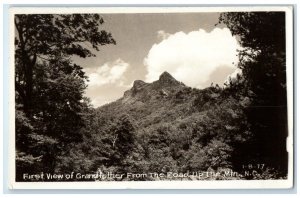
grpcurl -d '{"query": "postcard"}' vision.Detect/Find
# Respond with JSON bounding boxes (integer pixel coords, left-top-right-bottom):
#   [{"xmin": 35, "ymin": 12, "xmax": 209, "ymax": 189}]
[{"xmin": 8, "ymin": 6, "xmax": 294, "ymax": 189}]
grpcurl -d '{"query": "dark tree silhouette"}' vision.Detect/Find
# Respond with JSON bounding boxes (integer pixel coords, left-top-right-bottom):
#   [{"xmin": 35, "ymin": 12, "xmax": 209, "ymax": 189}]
[
  {"xmin": 219, "ymin": 12, "xmax": 288, "ymax": 176},
  {"xmin": 15, "ymin": 14, "xmax": 116, "ymax": 180}
]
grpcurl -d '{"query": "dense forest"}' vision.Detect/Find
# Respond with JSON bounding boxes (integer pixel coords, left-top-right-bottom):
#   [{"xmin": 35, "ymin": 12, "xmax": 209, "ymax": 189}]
[{"xmin": 15, "ymin": 12, "xmax": 288, "ymax": 181}]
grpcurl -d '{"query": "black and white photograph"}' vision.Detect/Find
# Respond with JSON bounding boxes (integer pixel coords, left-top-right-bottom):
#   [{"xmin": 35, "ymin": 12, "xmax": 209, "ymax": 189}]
[{"xmin": 9, "ymin": 7, "xmax": 293, "ymax": 189}]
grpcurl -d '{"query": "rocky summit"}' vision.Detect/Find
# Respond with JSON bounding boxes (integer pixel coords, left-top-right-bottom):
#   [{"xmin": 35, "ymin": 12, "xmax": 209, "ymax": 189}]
[
  {"xmin": 156, "ymin": 71, "xmax": 182, "ymax": 87},
  {"xmin": 122, "ymin": 71, "xmax": 185, "ymax": 104},
  {"xmin": 98, "ymin": 71, "xmax": 212, "ymax": 129}
]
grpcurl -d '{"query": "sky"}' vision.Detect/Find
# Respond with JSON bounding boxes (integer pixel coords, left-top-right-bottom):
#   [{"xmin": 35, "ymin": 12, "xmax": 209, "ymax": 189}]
[{"xmin": 73, "ymin": 13, "xmax": 240, "ymax": 107}]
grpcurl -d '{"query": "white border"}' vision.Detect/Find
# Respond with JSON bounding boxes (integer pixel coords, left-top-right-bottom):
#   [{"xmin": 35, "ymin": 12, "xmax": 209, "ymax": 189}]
[
  {"xmin": 10, "ymin": 180, "xmax": 292, "ymax": 189},
  {"xmin": 8, "ymin": 6, "xmax": 294, "ymax": 189},
  {"xmin": 8, "ymin": 6, "xmax": 295, "ymax": 14}
]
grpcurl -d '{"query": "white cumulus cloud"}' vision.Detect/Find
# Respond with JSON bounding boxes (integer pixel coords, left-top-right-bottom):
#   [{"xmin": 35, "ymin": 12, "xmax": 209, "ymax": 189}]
[
  {"xmin": 87, "ymin": 58, "xmax": 129, "ymax": 87},
  {"xmin": 144, "ymin": 28, "xmax": 240, "ymax": 88}
]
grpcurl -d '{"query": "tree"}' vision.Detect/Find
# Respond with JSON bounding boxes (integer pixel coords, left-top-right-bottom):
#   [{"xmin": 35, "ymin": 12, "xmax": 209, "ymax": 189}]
[
  {"xmin": 15, "ymin": 14, "xmax": 115, "ymax": 115},
  {"xmin": 219, "ymin": 12, "xmax": 288, "ymax": 175},
  {"xmin": 15, "ymin": 14, "xmax": 116, "ymax": 180},
  {"xmin": 107, "ymin": 114, "xmax": 136, "ymax": 167}
]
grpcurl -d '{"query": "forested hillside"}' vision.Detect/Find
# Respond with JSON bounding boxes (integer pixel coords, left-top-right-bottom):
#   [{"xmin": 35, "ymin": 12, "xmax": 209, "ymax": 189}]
[{"xmin": 57, "ymin": 71, "xmax": 253, "ymax": 180}]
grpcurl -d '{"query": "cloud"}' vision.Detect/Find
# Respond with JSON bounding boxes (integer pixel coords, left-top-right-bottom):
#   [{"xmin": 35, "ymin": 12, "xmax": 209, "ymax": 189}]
[
  {"xmin": 144, "ymin": 28, "xmax": 240, "ymax": 88},
  {"xmin": 90, "ymin": 96, "xmax": 110, "ymax": 107},
  {"xmin": 84, "ymin": 59, "xmax": 131, "ymax": 107},
  {"xmin": 224, "ymin": 68, "xmax": 242, "ymax": 85},
  {"xmin": 87, "ymin": 58, "xmax": 129, "ymax": 87},
  {"xmin": 157, "ymin": 30, "xmax": 171, "ymax": 40}
]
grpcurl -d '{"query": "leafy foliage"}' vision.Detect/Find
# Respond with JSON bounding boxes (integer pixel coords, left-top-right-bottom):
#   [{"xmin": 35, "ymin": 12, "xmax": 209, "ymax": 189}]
[{"xmin": 15, "ymin": 14, "xmax": 115, "ymax": 180}]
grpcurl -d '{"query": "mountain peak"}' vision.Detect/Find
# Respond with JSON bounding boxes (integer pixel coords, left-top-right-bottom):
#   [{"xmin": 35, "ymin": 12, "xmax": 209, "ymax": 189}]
[
  {"xmin": 123, "ymin": 71, "xmax": 184, "ymax": 103},
  {"xmin": 133, "ymin": 80, "xmax": 146, "ymax": 88},
  {"xmin": 157, "ymin": 71, "xmax": 181, "ymax": 86},
  {"xmin": 159, "ymin": 71, "xmax": 174, "ymax": 81}
]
